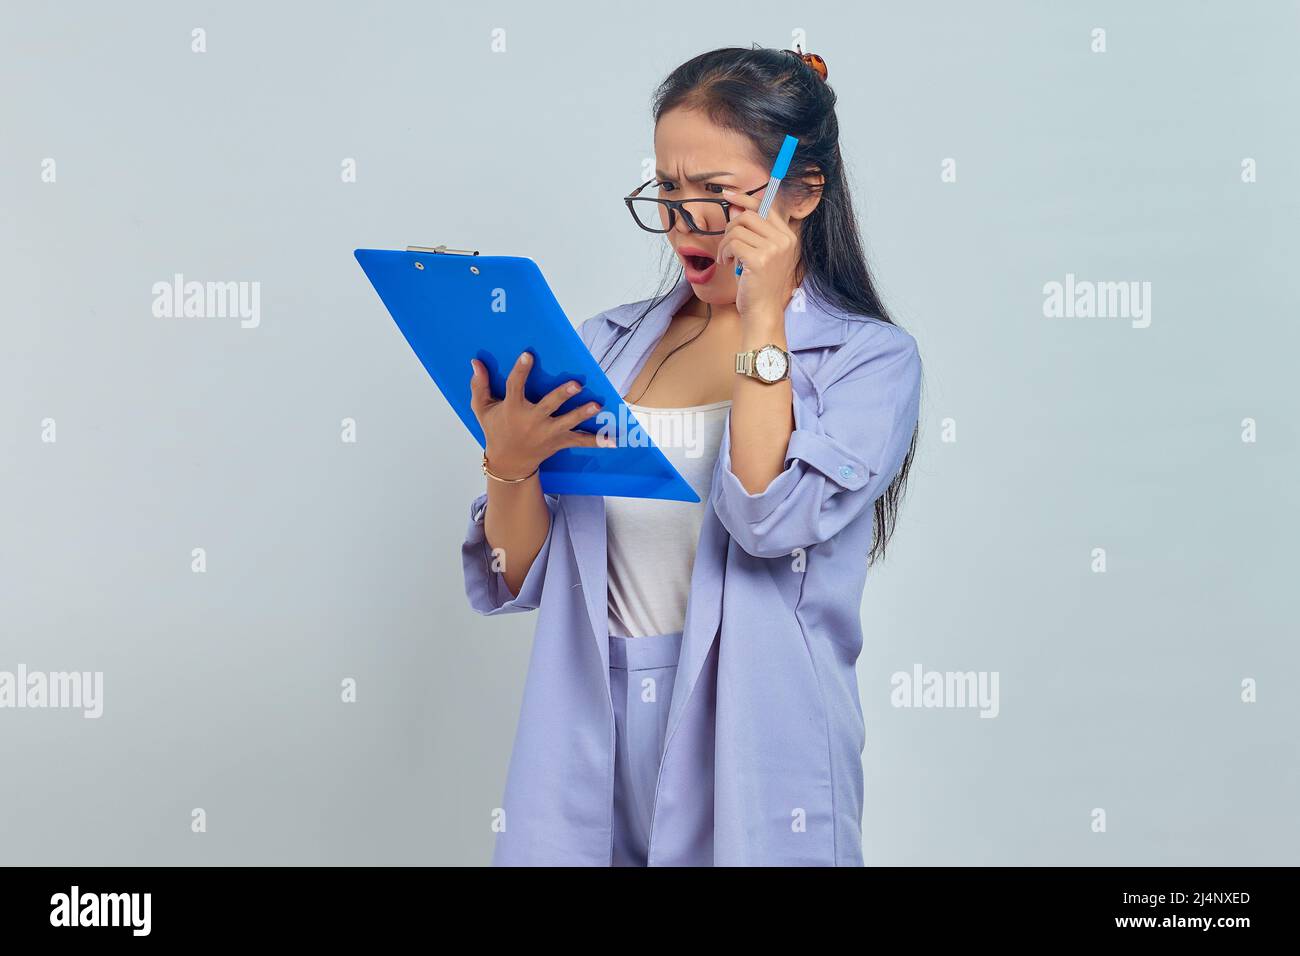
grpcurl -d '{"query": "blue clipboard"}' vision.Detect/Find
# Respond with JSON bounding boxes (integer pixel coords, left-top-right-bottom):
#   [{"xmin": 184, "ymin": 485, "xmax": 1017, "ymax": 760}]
[{"xmin": 355, "ymin": 246, "xmax": 700, "ymax": 503}]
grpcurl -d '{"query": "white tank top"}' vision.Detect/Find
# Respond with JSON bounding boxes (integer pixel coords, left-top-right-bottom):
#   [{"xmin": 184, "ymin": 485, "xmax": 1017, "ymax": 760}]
[{"xmin": 605, "ymin": 400, "xmax": 732, "ymax": 639}]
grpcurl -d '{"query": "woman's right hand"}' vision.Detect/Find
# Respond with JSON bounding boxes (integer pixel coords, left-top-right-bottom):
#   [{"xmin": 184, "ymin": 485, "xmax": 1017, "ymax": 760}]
[{"xmin": 469, "ymin": 352, "xmax": 612, "ymax": 481}]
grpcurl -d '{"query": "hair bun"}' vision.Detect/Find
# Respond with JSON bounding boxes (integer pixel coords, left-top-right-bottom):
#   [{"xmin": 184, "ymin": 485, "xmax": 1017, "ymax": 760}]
[{"xmin": 790, "ymin": 45, "xmax": 828, "ymax": 82}]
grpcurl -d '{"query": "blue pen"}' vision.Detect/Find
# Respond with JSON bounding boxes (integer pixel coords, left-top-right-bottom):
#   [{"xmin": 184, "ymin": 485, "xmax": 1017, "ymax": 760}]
[{"xmin": 736, "ymin": 134, "xmax": 799, "ymax": 276}]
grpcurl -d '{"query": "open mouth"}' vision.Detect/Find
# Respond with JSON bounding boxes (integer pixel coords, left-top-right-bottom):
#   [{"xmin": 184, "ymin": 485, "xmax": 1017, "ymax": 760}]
[{"xmin": 685, "ymin": 254, "xmax": 715, "ymax": 271}]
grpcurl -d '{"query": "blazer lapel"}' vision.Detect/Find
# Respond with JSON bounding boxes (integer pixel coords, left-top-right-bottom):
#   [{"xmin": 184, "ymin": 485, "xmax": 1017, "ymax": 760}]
[
  {"xmin": 662, "ymin": 281, "xmax": 850, "ymax": 743},
  {"xmin": 561, "ymin": 278, "xmax": 696, "ymax": 673}
]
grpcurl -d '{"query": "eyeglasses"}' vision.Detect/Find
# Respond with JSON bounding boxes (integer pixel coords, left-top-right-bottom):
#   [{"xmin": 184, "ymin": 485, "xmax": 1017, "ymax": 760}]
[{"xmin": 624, "ymin": 179, "xmax": 769, "ymax": 236}]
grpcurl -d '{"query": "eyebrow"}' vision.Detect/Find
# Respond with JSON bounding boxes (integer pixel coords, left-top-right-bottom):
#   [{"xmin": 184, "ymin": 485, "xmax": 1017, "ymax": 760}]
[{"xmin": 654, "ymin": 169, "xmax": 735, "ymax": 183}]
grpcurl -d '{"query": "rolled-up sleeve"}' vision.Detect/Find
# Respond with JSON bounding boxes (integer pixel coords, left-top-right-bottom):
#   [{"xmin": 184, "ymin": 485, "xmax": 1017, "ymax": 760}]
[
  {"xmin": 713, "ymin": 324, "xmax": 922, "ymax": 559},
  {"xmin": 461, "ymin": 491, "xmax": 560, "ymax": 615},
  {"xmin": 458, "ymin": 310, "xmax": 612, "ymax": 615}
]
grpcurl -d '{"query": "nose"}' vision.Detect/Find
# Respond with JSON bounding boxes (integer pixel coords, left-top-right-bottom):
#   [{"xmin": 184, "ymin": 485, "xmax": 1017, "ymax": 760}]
[{"xmin": 670, "ymin": 207, "xmax": 695, "ymax": 240}]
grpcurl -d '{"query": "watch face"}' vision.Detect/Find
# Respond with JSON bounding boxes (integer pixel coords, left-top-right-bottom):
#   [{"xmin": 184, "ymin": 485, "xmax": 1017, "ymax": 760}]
[{"xmin": 754, "ymin": 345, "xmax": 789, "ymax": 383}]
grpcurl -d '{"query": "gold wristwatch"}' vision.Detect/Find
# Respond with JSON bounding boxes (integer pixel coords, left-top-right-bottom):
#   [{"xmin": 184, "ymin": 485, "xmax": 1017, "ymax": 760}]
[{"xmin": 734, "ymin": 344, "xmax": 792, "ymax": 384}]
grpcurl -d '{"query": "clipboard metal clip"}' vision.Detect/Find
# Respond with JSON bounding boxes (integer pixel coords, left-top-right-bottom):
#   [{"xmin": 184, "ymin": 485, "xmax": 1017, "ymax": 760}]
[{"xmin": 406, "ymin": 244, "xmax": 480, "ymax": 256}]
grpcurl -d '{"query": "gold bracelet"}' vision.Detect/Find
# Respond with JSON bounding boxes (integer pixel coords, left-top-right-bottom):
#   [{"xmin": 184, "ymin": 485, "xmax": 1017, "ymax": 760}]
[{"xmin": 482, "ymin": 452, "xmax": 539, "ymax": 484}]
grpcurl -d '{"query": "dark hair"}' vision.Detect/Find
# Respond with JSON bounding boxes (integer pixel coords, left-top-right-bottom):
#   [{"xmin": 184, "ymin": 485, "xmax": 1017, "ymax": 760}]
[{"xmin": 603, "ymin": 45, "xmax": 918, "ymax": 566}]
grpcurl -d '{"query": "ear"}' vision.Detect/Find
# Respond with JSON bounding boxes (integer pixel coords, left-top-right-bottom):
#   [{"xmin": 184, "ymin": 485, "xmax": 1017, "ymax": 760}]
[{"xmin": 780, "ymin": 168, "xmax": 825, "ymax": 223}]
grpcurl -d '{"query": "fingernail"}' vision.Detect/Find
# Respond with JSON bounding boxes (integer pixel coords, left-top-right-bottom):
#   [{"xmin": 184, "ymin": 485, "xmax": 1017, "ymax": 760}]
[
  {"xmin": 519, "ymin": 353, "xmax": 530, "ymax": 365},
  {"xmin": 567, "ymin": 382, "xmax": 580, "ymax": 394}
]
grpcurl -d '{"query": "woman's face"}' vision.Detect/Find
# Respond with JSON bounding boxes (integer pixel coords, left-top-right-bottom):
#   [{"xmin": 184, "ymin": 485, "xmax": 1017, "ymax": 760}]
[{"xmin": 651, "ymin": 108, "xmax": 777, "ymax": 305}]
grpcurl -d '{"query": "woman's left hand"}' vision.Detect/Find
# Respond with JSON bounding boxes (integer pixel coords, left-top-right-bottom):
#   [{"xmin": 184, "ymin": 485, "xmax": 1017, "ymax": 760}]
[{"xmin": 718, "ymin": 186, "xmax": 800, "ymax": 326}]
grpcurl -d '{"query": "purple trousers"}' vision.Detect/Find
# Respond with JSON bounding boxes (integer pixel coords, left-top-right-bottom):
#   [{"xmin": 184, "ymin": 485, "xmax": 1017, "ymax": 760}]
[{"xmin": 607, "ymin": 631, "xmax": 682, "ymax": 866}]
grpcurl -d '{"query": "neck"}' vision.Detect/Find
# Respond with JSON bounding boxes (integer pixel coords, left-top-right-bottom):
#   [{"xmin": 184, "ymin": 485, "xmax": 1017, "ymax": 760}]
[{"xmin": 684, "ymin": 297, "xmax": 740, "ymax": 324}]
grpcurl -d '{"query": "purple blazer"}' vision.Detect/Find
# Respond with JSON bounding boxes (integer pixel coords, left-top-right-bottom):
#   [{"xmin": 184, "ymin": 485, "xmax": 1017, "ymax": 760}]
[{"xmin": 461, "ymin": 275, "xmax": 922, "ymax": 866}]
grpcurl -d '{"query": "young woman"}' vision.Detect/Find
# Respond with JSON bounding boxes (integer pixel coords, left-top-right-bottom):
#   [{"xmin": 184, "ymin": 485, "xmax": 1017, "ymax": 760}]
[{"xmin": 462, "ymin": 46, "xmax": 922, "ymax": 866}]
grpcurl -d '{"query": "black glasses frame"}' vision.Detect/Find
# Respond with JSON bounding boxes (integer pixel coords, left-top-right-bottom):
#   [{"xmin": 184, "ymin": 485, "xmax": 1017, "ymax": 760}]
[{"xmin": 623, "ymin": 179, "xmax": 769, "ymax": 236}]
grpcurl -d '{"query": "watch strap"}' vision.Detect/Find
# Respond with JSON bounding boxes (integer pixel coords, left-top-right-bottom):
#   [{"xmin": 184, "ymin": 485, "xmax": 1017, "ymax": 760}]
[{"xmin": 734, "ymin": 344, "xmax": 790, "ymax": 383}]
